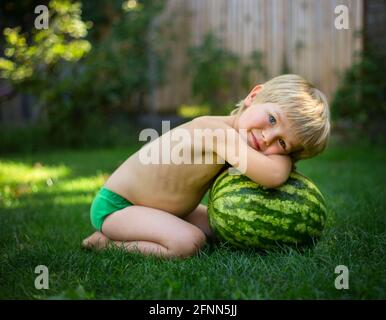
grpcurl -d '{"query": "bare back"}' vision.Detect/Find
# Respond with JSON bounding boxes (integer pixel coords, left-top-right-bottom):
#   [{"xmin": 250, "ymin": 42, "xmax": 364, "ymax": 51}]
[{"xmin": 104, "ymin": 120, "xmax": 226, "ymax": 216}]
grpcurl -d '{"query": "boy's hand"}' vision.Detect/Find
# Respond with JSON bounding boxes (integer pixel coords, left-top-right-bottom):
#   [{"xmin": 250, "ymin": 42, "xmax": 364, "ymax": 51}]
[{"xmin": 192, "ymin": 116, "xmax": 292, "ymax": 188}]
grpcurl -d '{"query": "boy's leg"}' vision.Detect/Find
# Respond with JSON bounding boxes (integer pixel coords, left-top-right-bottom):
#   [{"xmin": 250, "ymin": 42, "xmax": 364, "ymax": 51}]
[
  {"xmin": 97, "ymin": 205, "xmax": 206, "ymax": 258},
  {"xmin": 82, "ymin": 231, "xmax": 179, "ymax": 256},
  {"xmin": 83, "ymin": 203, "xmax": 214, "ymax": 249},
  {"xmin": 182, "ymin": 204, "xmax": 214, "ymax": 240}
]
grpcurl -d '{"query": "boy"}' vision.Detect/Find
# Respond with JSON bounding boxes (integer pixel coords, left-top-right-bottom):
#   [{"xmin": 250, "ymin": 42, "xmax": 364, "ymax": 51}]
[{"xmin": 82, "ymin": 74, "xmax": 330, "ymax": 258}]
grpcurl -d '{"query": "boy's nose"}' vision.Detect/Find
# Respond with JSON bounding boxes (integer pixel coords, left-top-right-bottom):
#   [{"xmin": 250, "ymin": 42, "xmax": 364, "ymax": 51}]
[
  {"xmin": 262, "ymin": 129, "xmax": 279, "ymax": 146},
  {"xmin": 261, "ymin": 130, "xmax": 273, "ymax": 146}
]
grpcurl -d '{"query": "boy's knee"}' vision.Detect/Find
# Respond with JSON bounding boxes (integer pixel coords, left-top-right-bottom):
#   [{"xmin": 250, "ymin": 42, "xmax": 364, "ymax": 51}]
[{"xmin": 168, "ymin": 227, "xmax": 206, "ymax": 258}]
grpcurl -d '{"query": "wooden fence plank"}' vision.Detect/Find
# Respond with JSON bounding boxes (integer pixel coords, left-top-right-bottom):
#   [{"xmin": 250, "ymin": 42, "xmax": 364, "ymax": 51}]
[{"xmin": 154, "ymin": 0, "xmax": 363, "ymax": 112}]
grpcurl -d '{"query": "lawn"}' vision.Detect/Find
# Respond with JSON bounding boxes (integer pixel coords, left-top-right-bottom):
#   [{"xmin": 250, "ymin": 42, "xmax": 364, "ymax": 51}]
[{"xmin": 0, "ymin": 139, "xmax": 385, "ymax": 299}]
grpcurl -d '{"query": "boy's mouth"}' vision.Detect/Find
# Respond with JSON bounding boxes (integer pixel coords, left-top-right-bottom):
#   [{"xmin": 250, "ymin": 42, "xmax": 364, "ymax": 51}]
[{"xmin": 251, "ymin": 132, "xmax": 261, "ymax": 151}]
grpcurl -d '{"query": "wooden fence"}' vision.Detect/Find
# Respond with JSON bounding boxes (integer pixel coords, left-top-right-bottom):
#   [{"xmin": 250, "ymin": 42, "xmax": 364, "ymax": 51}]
[{"xmin": 153, "ymin": 0, "xmax": 363, "ymax": 112}]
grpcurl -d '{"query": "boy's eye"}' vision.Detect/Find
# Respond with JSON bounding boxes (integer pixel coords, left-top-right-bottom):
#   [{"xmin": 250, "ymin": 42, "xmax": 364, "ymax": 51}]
[
  {"xmin": 269, "ymin": 115, "xmax": 276, "ymax": 125},
  {"xmin": 279, "ymin": 138, "xmax": 286, "ymax": 149}
]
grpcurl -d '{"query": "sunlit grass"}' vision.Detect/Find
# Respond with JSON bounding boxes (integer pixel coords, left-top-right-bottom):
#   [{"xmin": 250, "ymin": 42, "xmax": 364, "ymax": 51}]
[
  {"xmin": 0, "ymin": 161, "xmax": 109, "ymax": 208},
  {"xmin": 55, "ymin": 175, "xmax": 109, "ymax": 193},
  {"xmin": 0, "ymin": 161, "xmax": 70, "ymax": 185},
  {"xmin": 0, "ymin": 161, "xmax": 71, "ymax": 208}
]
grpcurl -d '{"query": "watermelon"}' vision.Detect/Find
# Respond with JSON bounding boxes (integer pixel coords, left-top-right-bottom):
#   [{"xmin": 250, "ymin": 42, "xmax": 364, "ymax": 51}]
[{"xmin": 208, "ymin": 170, "xmax": 327, "ymax": 250}]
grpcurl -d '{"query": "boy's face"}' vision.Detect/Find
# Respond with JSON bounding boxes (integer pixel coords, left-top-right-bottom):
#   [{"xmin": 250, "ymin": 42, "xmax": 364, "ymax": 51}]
[{"xmin": 235, "ymin": 86, "xmax": 301, "ymax": 156}]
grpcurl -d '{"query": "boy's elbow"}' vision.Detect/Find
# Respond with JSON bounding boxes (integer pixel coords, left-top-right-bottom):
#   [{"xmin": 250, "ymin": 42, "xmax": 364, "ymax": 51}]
[
  {"xmin": 261, "ymin": 169, "xmax": 290, "ymax": 189},
  {"xmin": 260, "ymin": 155, "xmax": 292, "ymax": 189}
]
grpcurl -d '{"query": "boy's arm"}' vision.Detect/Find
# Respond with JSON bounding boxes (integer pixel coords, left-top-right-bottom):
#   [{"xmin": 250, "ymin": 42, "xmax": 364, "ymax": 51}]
[{"xmin": 192, "ymin": 116, "xmax": 292, "ymax": 188}]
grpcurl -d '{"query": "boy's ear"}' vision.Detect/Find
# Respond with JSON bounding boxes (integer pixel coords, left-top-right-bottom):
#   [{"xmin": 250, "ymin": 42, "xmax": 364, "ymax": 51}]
[{"xmin": 245, "ymin": 84, "xmax": 264, "ymax": 107}]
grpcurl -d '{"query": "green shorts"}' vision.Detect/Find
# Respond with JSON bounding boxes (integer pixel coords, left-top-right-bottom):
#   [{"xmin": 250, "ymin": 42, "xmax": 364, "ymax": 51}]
[{"xmin": 90, "ymin": 187, "xmax": 133, "ymax": 231}]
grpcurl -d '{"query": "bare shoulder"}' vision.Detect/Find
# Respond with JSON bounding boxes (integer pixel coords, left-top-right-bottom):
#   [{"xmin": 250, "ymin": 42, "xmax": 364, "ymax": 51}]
[{"xmin": 191, "ymin": 115, "xmax": 234, "ymax": 129}]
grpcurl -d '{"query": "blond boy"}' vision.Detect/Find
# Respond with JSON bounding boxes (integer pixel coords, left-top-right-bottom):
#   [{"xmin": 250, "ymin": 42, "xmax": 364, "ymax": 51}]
[{"xmin": 82, "ymin": 74, "xmax": 330, "ymax": 258}]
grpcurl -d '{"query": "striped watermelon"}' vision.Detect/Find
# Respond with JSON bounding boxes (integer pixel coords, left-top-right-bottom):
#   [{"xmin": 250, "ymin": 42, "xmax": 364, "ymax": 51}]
[{"xmin": 208, "ymin": 170, "xmax": 327, "ymax": 250}]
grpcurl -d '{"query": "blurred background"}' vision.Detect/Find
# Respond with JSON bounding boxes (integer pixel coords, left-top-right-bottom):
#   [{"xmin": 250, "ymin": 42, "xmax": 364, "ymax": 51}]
[{"xmin": 0, "ymin": 0, "xmax": 385, "ymax": 152}]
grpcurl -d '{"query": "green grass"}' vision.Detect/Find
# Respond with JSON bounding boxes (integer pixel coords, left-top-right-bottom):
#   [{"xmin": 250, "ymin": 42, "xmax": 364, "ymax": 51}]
[{"xmin": 0, "ymin": 140, "xmax": 385, "ymax": 299}]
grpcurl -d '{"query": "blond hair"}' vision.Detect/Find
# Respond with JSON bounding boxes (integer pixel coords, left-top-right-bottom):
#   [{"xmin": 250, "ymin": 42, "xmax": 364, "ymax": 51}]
[{"xmin": 231, "ymin": 74, "xmax": 330, "ymax": 161}]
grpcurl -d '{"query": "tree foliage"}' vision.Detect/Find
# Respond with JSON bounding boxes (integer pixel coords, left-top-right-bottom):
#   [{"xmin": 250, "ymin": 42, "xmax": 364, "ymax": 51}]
[
  {"xmin": 0, "ymin": 0, "xmax": 91, "ymax": 85},
  {"xmin": 0, "ymin": 0, "xmax": 166, "ymax": 149},
  {"xmin": 331, "ymin": 45, "xmax": 386, "ymax": 141}
]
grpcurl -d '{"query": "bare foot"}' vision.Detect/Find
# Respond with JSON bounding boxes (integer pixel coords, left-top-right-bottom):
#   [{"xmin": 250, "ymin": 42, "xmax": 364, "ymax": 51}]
[{"xmin": 82, "ymin": 231, "xmax": 110, "ymax": 250}]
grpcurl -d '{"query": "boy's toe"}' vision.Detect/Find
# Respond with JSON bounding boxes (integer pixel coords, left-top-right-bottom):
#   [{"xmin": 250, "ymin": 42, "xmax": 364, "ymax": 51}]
[
  {"xmin": 81, "ymin": 232, "xmax": 110, "ymax": 250},
  {"xmin": 81, "ymin": 238, "xmax": 92, "ymax": 249}
]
